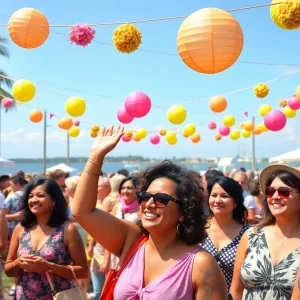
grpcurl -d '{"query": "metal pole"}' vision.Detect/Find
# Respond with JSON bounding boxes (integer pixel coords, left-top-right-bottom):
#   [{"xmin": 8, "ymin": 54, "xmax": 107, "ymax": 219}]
[
  {"xmin": 252, "ymin": 116, "xmax": 256, "ymax": 171},
  {"xmin": 67, "ymin": 133, "xmax": 70, "ymax": 165},
  {"xmin": 43, "ymin": 110, "xmax": 47, "ymax": 175}
]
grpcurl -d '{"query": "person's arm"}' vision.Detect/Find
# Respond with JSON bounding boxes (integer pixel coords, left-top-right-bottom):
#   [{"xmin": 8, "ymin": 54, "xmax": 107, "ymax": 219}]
[
  {"xmin": 5, "ymin": 211, "xmax": 23, "ymax": 221},
  {"xmin": 72, "ymin": 126, "xmax": 141, "ymax": 257},
  {"xmin": 88, "ymin": 238, "xmax": 96, "ymax": 257},
  {"xmin": 193, "ymin": 251, "xmax": 227, "ymax": 300},
  {"xmin": 247, "ymin": 208, "xmax": 256, "ymax": 225},
  {"xmin": 0, "ymin": 209, "xmax": 7, "ymax": 253},
  {"xmin": 291, "ymin": 267, "xmax": 300, "ymax": 300},
  {"xmin": 229, "ymin": 230, "xmax": 249, "ymax": 300}
]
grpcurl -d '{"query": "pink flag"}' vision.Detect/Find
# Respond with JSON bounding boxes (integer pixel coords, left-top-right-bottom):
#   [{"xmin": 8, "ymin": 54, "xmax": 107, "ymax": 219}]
[
  {"xmin": 49, "ymin": 113, "xmax": 54, "ymax": 119},
  {"xmin": 244, "ymin": 111, "xmax": 248, "ymax": 117}
]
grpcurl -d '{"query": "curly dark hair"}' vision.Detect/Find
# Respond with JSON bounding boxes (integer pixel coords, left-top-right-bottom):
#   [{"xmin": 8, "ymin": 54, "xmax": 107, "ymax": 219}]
[
  {"xmin": 207, "ymin": 176, "xmax": 248, "ymax": 224},
  {"xmin": 20, "ymin": 177, "xmax": 68, "ymax": 228},
  {"xmin": 136, "ymin": 160, "xmax": 207, "ymax": 245}
]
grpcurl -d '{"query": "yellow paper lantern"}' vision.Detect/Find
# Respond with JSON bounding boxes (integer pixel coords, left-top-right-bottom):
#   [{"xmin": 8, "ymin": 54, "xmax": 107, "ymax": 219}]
[
  {"xmin": 136, "ymin": 128, "xmax": 147, "ymax": 139},
  {"xmin": 165, "ymin": 131, "xmax": 177, "ymax": 143},
  {"xmin": 132, "ymin": 133, "xmax": 141, "ymax": 142},
  {"xmin": 113, "ymin": 23, "xmax": 142, "ymax": 54},
  {"xmin": 12, "ymin": 80, "xmax": 36, "ymax": 102},
  {"xmin": 191, "ymin": 133, "xmax": 201, "ymax": 143},
  {"xmin": 29, "ymin": 109, "xmax": 43, "ymax": 123},
  {"xmin": 66, "ymin": 96, "xmax": 86, "ymax": 117},
  {"xmin": 167, "ymin": 105, "xmax": 187, "ymax": 125},
  {"xmin": 270, "ymin": 0, "xmax": 300, "ymax": 30},
  {"xmin": 183, "ymin": 123, "xmax": 196, "ymax": 137},
  {"xmin": 167, "ymin": 137, "xmax": 177, "ymax": 145},
  {"xmin": 229, "ymin": 129, "xmax": 240, "ymax": 140},
  {"xmin": 209, "ymin": 95, "xmax": 227, "ymax": 113},
  {"xmin": 91, "ymin": 125, "xmax": 100, "ymax": 132},
  {"xmin": 254, "ymin": 83, "xmax": 269, "ymax": 98},
  {"xmin": 257, "ymin": 123, "xmax": 268, "ymax": 132},
  {"xmin": 283, "ymin": 105, "xmax": 297, "ymax": 118},
  {"xmin": 215, "ymin": 133, "xmax": 222, "ymax": 141},
  {"xmin": 242, "ymin": 129, "xmax": 252, "ymax": 138},
  {"xmin": 223, "ymin": 115, "xmax": 235, "ymax": 127},
  {"xmin": 242, "ymin": 120, "xmax": 254, "ymax": 132},
  {"xmin": 90, "ymin": 131, "xmax": 97, "ymax": 138},
  {"xmin": 124, "ymin": 130, "xmax": 133, "ymax": 138},
  {"xmin": 177, "ymin": 8, "xmax": 244, "ymax": 74},
  {"xmin": 296, "ymin": 85, "xmax": 300, "ymax": 100},
  {"xmin": 68, "ymin": 126, "xmax": 80, "ymax": 137},
  {"xmin": 8, "ymin": 8, "xmax": 49, "ymax": 49},
  {"xmin": 259, "ymin": 104, "xmax": 272, "ymax": 117}
]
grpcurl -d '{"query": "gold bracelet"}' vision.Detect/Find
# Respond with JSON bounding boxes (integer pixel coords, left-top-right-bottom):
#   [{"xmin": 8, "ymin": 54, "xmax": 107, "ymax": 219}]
[
  {"xmin": 84, "ymin": 169, "xmax": 101, "ymax": 177},
  {"xmin": 88, "ymin": 158, "xmax": 102, "ymax": 167}
]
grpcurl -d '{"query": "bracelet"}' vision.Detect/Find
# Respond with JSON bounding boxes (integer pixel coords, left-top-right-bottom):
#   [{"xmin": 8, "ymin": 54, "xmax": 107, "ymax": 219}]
[
  {"xmin": 84, "ymin": 169, "xmax": 101, "ymax": 177},
  {"xmin": 49, "ymin": 262, "xmax": 56, "ymax": 271},
  {"xmin": 88, "ymin": 158, "xmax": 102, "ymax": 167}
]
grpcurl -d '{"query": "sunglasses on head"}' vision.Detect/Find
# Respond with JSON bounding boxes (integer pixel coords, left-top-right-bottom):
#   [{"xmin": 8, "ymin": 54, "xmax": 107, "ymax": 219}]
[
  {"xmin": 265, "ymin": 186, "xmax": 295, "ymax": 199},
  {"xmin": 137, "ymin": 191, "xmax": 182, "ymax": 208}
]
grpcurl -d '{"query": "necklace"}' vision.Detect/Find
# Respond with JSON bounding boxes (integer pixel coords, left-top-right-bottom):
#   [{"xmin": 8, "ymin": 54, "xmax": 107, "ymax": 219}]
[{"xmin": 278, "ymin": 230, "xmax": 300, "ymax": 247}]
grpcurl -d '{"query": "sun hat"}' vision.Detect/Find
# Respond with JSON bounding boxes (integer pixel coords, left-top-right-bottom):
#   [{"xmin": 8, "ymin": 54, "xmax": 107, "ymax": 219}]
[{"xmin": 259, "ymin": 164, "xmax": 300, "ymax": 194}]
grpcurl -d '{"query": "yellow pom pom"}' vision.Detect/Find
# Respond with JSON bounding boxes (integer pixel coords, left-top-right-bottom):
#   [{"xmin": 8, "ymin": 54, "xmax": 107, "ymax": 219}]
[
  {"xmin": 254, "ymin": 83, "xmax": 269, "ymax": 98},
  {"xmin": 113, "ymin": 23, "xmax": 142, "ymax": 54},
  {"xmin": 277, "ymin": 0, "xmax": 300, "ymax": 30}
]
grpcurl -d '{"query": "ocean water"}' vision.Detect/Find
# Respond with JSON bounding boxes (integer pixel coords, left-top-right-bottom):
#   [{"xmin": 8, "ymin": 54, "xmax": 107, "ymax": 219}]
[{"xmin": 0, "ymin": 161, "xmax": 269, "ymax": 176}]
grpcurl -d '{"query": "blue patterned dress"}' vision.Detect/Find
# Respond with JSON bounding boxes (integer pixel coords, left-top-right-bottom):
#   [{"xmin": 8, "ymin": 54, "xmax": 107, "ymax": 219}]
[{"xmin": 16, "ymin": 223, "xmax": 74, "ymax": 300}]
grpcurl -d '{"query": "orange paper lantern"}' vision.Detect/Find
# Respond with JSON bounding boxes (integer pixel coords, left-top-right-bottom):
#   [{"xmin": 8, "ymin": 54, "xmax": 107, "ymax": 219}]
[
  {"xmin": 209, "ymin": 95, "xmax": 227, "ymax": 113},
  {"xmin": 191, "ymin": 133, "xmax": 201, "ymax": 143},
  {"xmin": 177, "ymin": 8, "xmax": 244, "ymax": 74},
  {"xmin": 29, "ymin": 109, "xmax": 43, "ymax": 123},
  {"xmin": 253, "ymin": 126, "xmax": 262, "ymax": 135},
  {"xmin": 8, "ymin": 8, "xmax": 49, "ymax": 49},
  {"xmin": 58, "ymin": 117, "xmax": 73, "ymax": 130}
]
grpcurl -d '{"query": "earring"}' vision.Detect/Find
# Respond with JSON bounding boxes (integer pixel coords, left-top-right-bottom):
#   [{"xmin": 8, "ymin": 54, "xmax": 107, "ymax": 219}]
[{"xmin": 177, "ymin": 223, "xmax": 184, "ymax": 235}]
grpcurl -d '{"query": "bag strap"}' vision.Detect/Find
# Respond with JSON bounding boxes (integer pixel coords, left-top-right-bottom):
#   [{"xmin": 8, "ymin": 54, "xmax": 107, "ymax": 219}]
[
  {"xmin": 120, "ymin": 235, "xmax": 148, "ymax": 272},
  {"xmin": 45, "ymin": 272, "xmax": 56, "ymax": 295}
]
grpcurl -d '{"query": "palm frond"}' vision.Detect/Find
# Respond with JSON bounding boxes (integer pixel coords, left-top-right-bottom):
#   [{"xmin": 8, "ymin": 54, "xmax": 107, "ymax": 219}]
[
  {"xmin": 0, "ymin": 38, "xmax": 9, "ymax": 45},
  {"xmin": 0, "ymin": 44, "xmax": 9, "ymax": 58},
  {"xmin": 0, "ymin": 70, "xmax": 13, "ymax": 88}
]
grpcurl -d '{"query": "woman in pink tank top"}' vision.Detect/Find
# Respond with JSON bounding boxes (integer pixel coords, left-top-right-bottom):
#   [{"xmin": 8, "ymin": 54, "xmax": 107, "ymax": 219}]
[{"xmin": 72, "ymin": 125, "xmax": 227, "ymax": 299}]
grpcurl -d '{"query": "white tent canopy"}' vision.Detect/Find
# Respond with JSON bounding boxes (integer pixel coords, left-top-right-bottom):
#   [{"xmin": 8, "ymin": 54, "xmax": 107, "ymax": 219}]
[
  {"xmin": 46, "ymin": 163, "xmax": 76, "ymax": 173},
  {"xmin": 217, "ymin": 156, "xmax": 242, "ymax": 172},
  {"xmin": 269, "ymin": 148, "xmax": 300, "ymax": 164},
  {"xmin": 0, "ymin": 157, "xmax": 16, "ymax": 169}
]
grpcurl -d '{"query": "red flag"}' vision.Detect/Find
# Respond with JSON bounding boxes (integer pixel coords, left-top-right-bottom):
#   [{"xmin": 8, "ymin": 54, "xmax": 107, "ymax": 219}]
[
  {"xmin": 244, "ymin": 111, "xmax": 248, "ymax": 117},
  {"xmin": 49, "ymin": 113, "xmax": 54, "ymax": 119}
]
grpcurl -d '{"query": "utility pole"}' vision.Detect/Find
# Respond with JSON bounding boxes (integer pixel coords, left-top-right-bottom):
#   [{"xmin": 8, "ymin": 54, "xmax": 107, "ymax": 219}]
[
  {"xmin": 43, "ymin": 110, "xmax": 47, "ymax": 175},
  {"xmin": 252, "ymin": 116, "xmax": 256, "ymax": 171},
  {"xmin": 67, "ymin": 132, "xmax": 70, "ymax": 165}
]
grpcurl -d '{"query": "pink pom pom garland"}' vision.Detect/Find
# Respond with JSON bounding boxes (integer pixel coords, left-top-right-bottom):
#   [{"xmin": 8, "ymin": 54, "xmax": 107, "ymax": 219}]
[
  {"xmin": 69, "ymin": 24, "xmax": 96, "ymax": 47},
  {"xmin": 2, "ymin": 97, "xmax": 14, "ymax": 109}
]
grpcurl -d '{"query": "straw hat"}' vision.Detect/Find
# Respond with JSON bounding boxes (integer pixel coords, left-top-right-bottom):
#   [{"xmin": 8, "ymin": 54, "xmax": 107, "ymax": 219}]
[{"xmin": 259, "ymin": 164, "xmax": 300, "ymax": 194}]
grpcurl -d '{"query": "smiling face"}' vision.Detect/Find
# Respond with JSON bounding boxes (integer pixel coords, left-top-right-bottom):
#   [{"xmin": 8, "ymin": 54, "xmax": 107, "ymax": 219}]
[
  {"xmin": 120, "ymin": 179, "xmax": 137, "ymax": 204},
  {"xmin": 140, "ymin": 177, "xmax": 182, "ymax": 233},
  {"xmin": 209, "ymin": 183, "xmax": 235, "ymax": 217},
  {"xmin": 28, "ymin": 184, "xmax": 55, "ymax": 216},
  {"xmin": 267, "ymin": 176, "xmax": 300, "ymax": 218}
]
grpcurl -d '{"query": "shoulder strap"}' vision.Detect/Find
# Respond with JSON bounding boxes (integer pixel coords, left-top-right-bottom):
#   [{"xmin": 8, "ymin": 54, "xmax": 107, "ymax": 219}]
[{"xmin": 120, "ymin": 235, "xmax": 148, "ymax": 272}]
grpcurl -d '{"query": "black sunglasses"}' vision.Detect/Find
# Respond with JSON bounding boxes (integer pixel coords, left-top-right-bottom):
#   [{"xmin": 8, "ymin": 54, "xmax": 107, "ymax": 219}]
[
  {"xmin": 137, "ymin": 191, "xmax": 182, "ymax": 208},
  {"xmin": 265, "ymin": 186, "xmax": 297, "ymax": 199}
]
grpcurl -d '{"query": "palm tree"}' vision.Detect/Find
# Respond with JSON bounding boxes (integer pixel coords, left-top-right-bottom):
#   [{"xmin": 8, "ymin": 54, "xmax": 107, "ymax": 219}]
[{"xmin": 0, "ymin": 37, "xmax": 13, "ymax": 100}]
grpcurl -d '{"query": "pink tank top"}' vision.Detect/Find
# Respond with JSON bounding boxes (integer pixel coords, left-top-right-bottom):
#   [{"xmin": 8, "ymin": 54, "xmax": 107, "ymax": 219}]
[{"xmin": 114, "ymin": 243, "xmax": 200, "ymax": 299}]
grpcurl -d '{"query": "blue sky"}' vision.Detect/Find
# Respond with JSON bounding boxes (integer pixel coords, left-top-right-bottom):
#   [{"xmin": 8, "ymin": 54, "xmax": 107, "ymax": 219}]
[{"xmin": 0, "ymin": 0, "xmax": 300, "ymax": 159}]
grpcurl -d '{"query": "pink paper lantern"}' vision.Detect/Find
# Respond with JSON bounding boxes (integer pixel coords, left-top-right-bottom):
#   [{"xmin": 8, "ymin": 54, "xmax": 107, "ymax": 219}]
[
  {"xmin": 264, "ymin": 110, "xmax": 287, "ymax": 131},
  {"xmin": 288, "ymin": 95, "xmax": 300, "ymax": 110},
  {"xmin": 69, "ymin": 24, "xmax": 96, "ymax": 47},
  {"xmin": 124, "ymin": 91, "xmax": 151, "ymax": 118},
  {"xmin": 2, "ymin": 97, "xmax": 14, "ymax": 109},
  {"xmin": 74, "ymin": 120, "xmax": 80, "ymax": 126},
  {"xmin": 122, "ymin": 135, "xmax": 131, "ymax": 142},
  {"xmin": 150, "ymin": 134, "xmax": 160, "ymax": 145},
  {"xmin": 208, "ymin": 120, "xmax": 217, "ymax": 130},
  {"xmin": 117, "ymin": 106, "xmax": 134, "ymax": 124},
  {"xmin": 219, "ymin": 125, "xmax": 230, "ymax": 136}
]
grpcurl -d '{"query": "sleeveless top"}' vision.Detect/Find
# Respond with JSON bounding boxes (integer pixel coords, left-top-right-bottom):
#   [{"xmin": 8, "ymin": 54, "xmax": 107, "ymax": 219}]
[
  {"xmin": 16, "ymin": 223, "xmax": 74, "ymax": 300},
  {"xmin": 114, "ymin": 243, "xmax": 201, "ymax": 300},
  {"xmin": 241, "ymin": 227, "xmax": 300, "ymax": 300},
  {"xmin": 200, "ymin": 224, "xmax": 250, "ymax": 291}
]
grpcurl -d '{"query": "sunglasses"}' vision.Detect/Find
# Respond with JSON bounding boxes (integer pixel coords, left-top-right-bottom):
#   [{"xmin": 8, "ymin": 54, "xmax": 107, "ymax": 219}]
[
  {"xmin": 265, "ymin": 186, "xmax": 296, "ymax": 199},
  {"xmin": 137, "ymin": 191, "xmax": 182, "ymax": 208}
]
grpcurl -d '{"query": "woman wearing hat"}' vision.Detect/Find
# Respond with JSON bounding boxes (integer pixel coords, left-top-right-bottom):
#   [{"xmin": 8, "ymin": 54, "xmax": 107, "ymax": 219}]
[{"xmin": 230, "ymin": 164, "xmax": 300, "ymax": 300}]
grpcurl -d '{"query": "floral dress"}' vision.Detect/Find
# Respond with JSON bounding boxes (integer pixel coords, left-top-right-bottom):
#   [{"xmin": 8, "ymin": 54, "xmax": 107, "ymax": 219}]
[
  {"xmin": 241, "ymin": 227, "xmax": 300, "ymax": 300},
  {"xmin": 16, "ymin": 223, "xmax": 74, "ymax": 300}
]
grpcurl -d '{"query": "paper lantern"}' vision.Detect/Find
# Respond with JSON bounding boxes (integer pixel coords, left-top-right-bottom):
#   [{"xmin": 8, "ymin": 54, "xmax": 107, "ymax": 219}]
[
  {"xmin": 58, "ymin": 117, "xmax": 73, "ymax": 130},
  {"xmin": 2, "ymin": 97, "xmax": 14, "ymax": 109},
  {"xmin": 69, "ymin": 24, "xmax": 96, "ymax": 47},
  {"xmin": 124, "ymin": 91, "xmax": 151, "ymax": 118},
  {"xmin": 230, "ymin": 129, "xmax": 240, "ymax": 140},
  {"xmin": 278, "ymin": 98, "xmax": 288, "ymax": 107},
  {"xmin": 264, "ymin": 110, "xmax": 287, "ymax": 131},
  {"xmin": 74, "ymin": 120, "xmax": 80, "ymax": 127},
  {"xmin": 183, "ymin": 133, "xmax": 189, "ymax": 138},
  {"xmin": 288, "ymin": 95, "xmax": 300, "ymax": 110},
  {"xmin": 124, "ymin": 130, "xmax": 133, "ymax": 138},
  {"xmin": 242, "ymin": 120, "xmax": 254, "ymax": 132},
  {"xmin": 167, "ymin": 138, "xmax": 177, "ymax": 145},
  {"xmin": 253, "ymin": 126, "xmax": 262, "ymax": 135},
  {"xmin": 257, "ymin": 123, "xmax": 268, "ymax": 132},
  {"xmin": 219, "ymin": 125, "xmax": 230, "ymax": 136},
  {"xmin": 8, "ymin": 8, "xmax": 49, "ymax": 49},
  {"xmin": 159, "ymin": 129, "xmax": 167, "ymax": 136},
  {"xmin": 183, "ymin": 123, "xmax": 196, "ymax": 136},
  {"xmin": 122, "ymin": 135, "xmax": 131, "ymax": 142},
  {"xmin": 150, "ymin": 134, "xmax": 160, "ymax": 145},
  {"xmin": 66, "ymin": 96, "xmax": 86, "ymax": 117},
  {"xmin": 270, "ymin": 0, "xmax": 300, "ymax": 30},
  {"xmin": 29, "ymin": 109, "xmax": 43, "ymax": 123},
  {"xmin": 113, "ymin": 23, "xmax": 142, "ymax": 54},
  {"xmin": 91, "ymin": 125, "xmax": 100, "ymax": 132},
  {"xmin": 132, "ymin": 133, "xmax": 141, "ymax": 142},
  {"xmin": 242, "ymin": 130, "xmax": 252, "ymax": 138},
  {"xmin": 177, "ymin": 8, "xmax": 244, "ymax": 74},
  {"xmin": 296, "ymin": 85, "xmax": 300, "ymax": 100},
  {"xmin": 259, "ymin": 104, "xmax": 272, "ymax": 117},
  {"xmin": 283, "ymin": 105, "xmax": 297, "ymax": 118},
  {"xmin": 191, "ymin": 133, "xmax": 201, "ymax": 143},
  {"xmin": 223, "ymin": 115, "xmax": 235, "ymax": 127},
  {"xmin": 68, "ymin": 126, "xmax": 80, "ymax": 137},
  {"xmin": 90, "ymin": 131, "xmax": 97, "ymax": 138},
  {"xmin": 254, "ymin": 83, "xmax": 269, "ymax": 98},
  {"xmin": 12, "ymin": 80, "xmax": 35, "ymax": 102},
  {"xmin": 209, "ymin": 96, "xmax": 227, "ymax": 113},
  {"xmin": 117, "ymin": 106, "xmax": 134, "ymax": 124},
  {"xmin": 167, "ymin": 105, "xmax": 186, "ymax": 125},
  {"xmin": 136, "ymin": 128, "xmax": 147, "ymax": 140},
  {"xmin": 208, "ymin": 120, "xmax": 217, "ymax": 130},
  {"xmin": 165, "ymin": 131, "xmax": 177, "ymax": 144},
  {"xmin": 215, "ymin": 133, "xmax": 222, "ymax": 141}
]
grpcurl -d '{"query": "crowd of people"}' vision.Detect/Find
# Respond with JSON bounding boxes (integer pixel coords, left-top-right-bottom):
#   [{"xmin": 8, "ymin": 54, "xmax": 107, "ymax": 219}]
[{"xmin": 0, "ymin": 125, "xmax": 298, "ymax": 299}]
